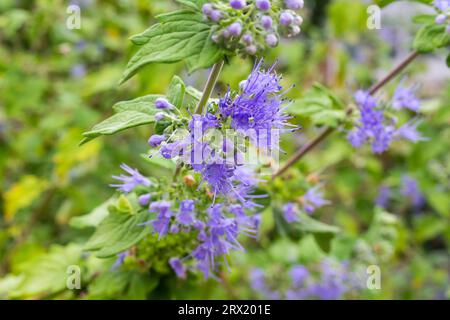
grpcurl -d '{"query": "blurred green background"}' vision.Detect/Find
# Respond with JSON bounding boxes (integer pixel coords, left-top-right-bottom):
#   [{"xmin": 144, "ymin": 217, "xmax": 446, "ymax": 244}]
[{"xmin": 0, "ymin": 0, "xmax": 448, "ymax": 299}]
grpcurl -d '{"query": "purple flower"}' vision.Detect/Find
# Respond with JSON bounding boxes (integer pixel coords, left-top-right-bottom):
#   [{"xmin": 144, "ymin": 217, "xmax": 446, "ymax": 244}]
[
  {"xmin": 261, "ymin": 15, "xmax": 273, "ymax": 30},
  {"xmin": 138, "ymin": 193, "xmax": 151, "ymax": 206},
  {"xmin": 283, "ymin": 202, "xmax": 299, "ymax": 222},
  {"xmin": 148, "ymin": 134, "xmax": 166, "ymax": 147},
  {"xmin": 285, "ymin": 0, "xmax": 304, "ymax": 10},
  {"xmin": 177, "ymin": 199, "xmax": 195, "ymax": 225},
  {"xmin": 219, "ymin": 60, "xmax": 293, "ymax": 149},
  {"xmin": 228, "ymin": 22, "xmax": 242, "ymax": 36},
  {"xmin": 303, "ymin": 185, "xmax": 330, "ymax": 214},
  {"xmin": 110, "ymin": 251, "xmax": 129, "ymax": 271},
  {"xmin": 143, "ymin": 201, "xmax": 173, "ymax": 239},
  {"xmin": 230, "ymin": 0, "xmax": 245, "ymax": 10},
  {"xmin": 434, "ymin": 0, "xmax": 450, "ymax": 11},
  {"xmin": 169, "ymin": 257, "xmax": 187, "ymax": 279},
  {"xmin": 392, "ymin": 84, "xmax": 420, "ymax": 112},
  {"xmin": 394, "ymin": 120, "xmax": 427, "ymax": 142},
  {"xmin": 401, "ymin": 175, "xmax": 425, "ymax": 208},
  {"xmin": 290, "ymin": 265, "xmax": 309, "ymax": 287},
  {"xmin": 280, "ymin": 11, "xmax": 294, "ymax": 26},
  {"xmin": 189, "ymin": 113, "xmax": 220, "ymax": 133},
  {"xmin": 71, "ymin": 63, "xmax": 86, "ymax": 78},
  {"xmin": 375, "ymin": 185, "xmax": 390, "ymax": 208},
  {"xmin": 347, "ymin": 90, "xmax": 394, "ymax": 154},
  {"xmin": 265, "ymin": 33, "xmax": 278, "ymax": 47},
  {"xmin": 110, "ymin": 164, "xmax": 151, "ymax": 193},
  {"xmin": 256, "ymin": 0, "xmax": 271, "ymax": 11}
]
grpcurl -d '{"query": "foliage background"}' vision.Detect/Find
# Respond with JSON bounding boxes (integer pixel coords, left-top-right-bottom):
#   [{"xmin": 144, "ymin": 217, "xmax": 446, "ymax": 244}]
[{"xmin": 0, "ymin": 0, "xmax": 449, "ymax": 299}]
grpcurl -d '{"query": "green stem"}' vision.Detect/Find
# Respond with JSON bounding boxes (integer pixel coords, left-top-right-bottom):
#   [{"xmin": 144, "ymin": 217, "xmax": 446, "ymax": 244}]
[
  {"xmin": 272, "ymin": 50, "xmax": 419, "ymax": 179},
  {"xmin": 195, "ymin": 60, "xmax": 225, "ymax": 114},
  {"xmin": 173, "ymin": 60, "xmax": 225, "ymax": 182}
]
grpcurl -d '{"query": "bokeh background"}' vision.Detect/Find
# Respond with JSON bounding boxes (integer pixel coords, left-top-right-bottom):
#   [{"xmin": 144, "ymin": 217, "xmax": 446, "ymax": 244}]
[{"xmin": 0, "ymin": 0, "xmax": 449, "ymax": 299}]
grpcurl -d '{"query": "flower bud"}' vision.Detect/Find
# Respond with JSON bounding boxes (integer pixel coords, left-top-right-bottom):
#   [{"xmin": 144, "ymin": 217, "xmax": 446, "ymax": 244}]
[
  {"xmin": 148, "ymin": 134, "xmax": 166, "ymax": 147},
  {"xmin": 293, "ymin": 14, "xmax": 303, "ymax": 25},
  {"xmin": 242, "ymin": 33, "xmax": 253, "ymax": 44},
  {"xmin": 291, "ymin": 25, "xmax": 301, "ymax": 36},
  {"xmin": 228, "ymin": 21, "xmax": 242, "ymax": 36},
  {"xmin": 285, "ymin": 0, "xmax": 304, "ymax": 10},
  {"xmin": 280, "ymin": 11, "xmax": 294, "ymax": 26},
  {"xmin": 246, "ymin": 45, "xmax": 257, "ymax": 55},
  {"xmin": 210, "ymin": 10, "xmax": 222, "ymax": 22},
  {"xmin": 435, "ymin": 14, "xmax": 446, "ymax": 24},
  {"xmin": 261, "ymin": 15, "xmax": 273, "ymax": 30},
  {"xmin": 155, "ymin": 112, "xmax": 165, "ymax": 121},
  {"xmin": 265, "ymin": 33, "xmax": 278, "ymax": 47},
  {"xmin": 183, "ymin": 175, "xmax": 196, "ymax": 187},
  {"xmin": 138, "ymin": 194, "xmax": 151, "ymax": 206},
  {"xmin": 155, "ymin": 97, "xmax": 172, "ymax": 109},
  {"xmin": 230, "ymin": 0, "xmax": 245, "ymax": 9},
  {"xmin": 202, "ymin": 3, "xmax": 213, "ymax": 16},
  {"xmin": 256, "ymin": 0, "xmax": 271, "ymax": 11}
]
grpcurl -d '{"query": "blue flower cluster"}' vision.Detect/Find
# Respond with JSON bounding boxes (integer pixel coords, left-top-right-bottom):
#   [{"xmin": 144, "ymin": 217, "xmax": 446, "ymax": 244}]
[
  {"xmin": 347, "ymin": 85, "xmax": 426, "ymax": 154},
  {"xmin": 202, "ymin": 0, "xmax": 305, "ymax": 55},
  {"xmin": 375, "ymin": 175, "xmax": 425, "ymax": 210},
  {"xmin": 282, "ymin": 184, "xmax": 330, "ymax": 222},
  {"xmin": 250, "ymin": 260, "xmax": 362, "ymax": 300},
  {"xmin": 110, "ymin": 61, "xmax": 294, "ymax": 279}
]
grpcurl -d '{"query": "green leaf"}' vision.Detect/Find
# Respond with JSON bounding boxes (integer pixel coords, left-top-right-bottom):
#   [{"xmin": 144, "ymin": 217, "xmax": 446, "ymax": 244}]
[
  {"xmin": 412, "ymin": 14, "xmax": 435, "ymax": 24},
  {"xmin": 84, "ymin": 206, "xmax": 149, "ymax": 258},
  {"xmin": 167, "ymin": 75, "xmax": 186, "ymax": 108},
  {"xmin": 141, "ymin": 154, "xmax": 176, "ymax": 172},
  {"xmin": 175, "ymin": 0, "xmax": 205, "ymax": 10},
  {"xmin": 121, "ymin": 11, "xmax": 223, "ymax": 83},
  {"xmin": 186, "ymin": 85, "xmax": 203, "ymax": 102},
  {"xmin": 70, "ymin": 197, "xmax": 117, "ymax": 229},
  {"xmin": 296, "ymin": 213, "xmax": 341, "ymax": 234},
  {"xmin": 9, "ymin": 244, "xmax": 82, "ymax": 298},
  {"xmin": 298, "ymin": 235, "xmax": 326, "ymax": 263},
  {"xmin": 112, "ymin": 94, "xmax": 163, "ymax": 113},
  {"xmin": 413, "ymin": 23, "xmax": 450, "ymax": 53},
  {"xmin": 288, "ymin": 83, "xmax": 346, "ymax": 127},
  {"xmin": 81, "ymin": 110, "xmax": 155, "ymax": 145},
  {"xmin": 446, "ymin": 53, "xmax": 450, "ymax": 68}
]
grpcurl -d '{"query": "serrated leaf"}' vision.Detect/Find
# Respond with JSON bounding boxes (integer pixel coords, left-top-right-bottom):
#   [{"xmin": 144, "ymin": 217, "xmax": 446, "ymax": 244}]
[
  {"xmin": 84, "ymin": 207, "xmax": 149, "ymax": 258},
  {"xmin": 413, "ymin": 23, "xmax": 450, "ymax": 53},
  {"xmin": 121, "ymin": 11, "xmax": 223, "ymax": 83},
  {"xmin": 81, "ymin": 110, "xmax": 155, "ymax": 145},
  {"xmin": 167, "ymin": 75, "xmax": 186, "ymax": 108}
]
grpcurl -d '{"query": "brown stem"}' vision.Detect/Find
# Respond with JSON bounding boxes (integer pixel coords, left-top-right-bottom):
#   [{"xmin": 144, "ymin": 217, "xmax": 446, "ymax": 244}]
[{"xmin": 272, "ymin": 50, "xmax": 419, "ymax": 179}]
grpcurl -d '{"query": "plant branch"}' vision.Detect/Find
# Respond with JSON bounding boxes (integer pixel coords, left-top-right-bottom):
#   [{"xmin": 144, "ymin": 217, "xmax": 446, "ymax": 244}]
[
  {"xmin": 195, "ymin": 60, "xmax": 225, "ymax": 114},
  {"xmin": 272, "ymin": 50, "xmax": 419, "ymax": 179},
  {"xmin": 173, "ymin": 60, "xmax": 225, "ymax": 182}
]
